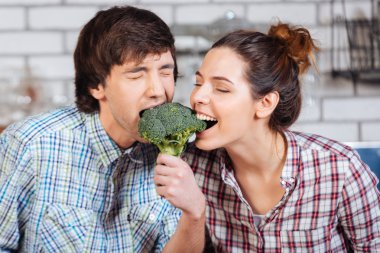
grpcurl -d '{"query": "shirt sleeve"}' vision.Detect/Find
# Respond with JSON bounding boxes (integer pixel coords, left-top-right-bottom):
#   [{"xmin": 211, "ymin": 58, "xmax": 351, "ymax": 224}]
[
  {"xmin": 0, "ymin": 130, "xmax": 36, "ymax": 251},
  {"xmin": 337, "ymin": 151, "xmax": 380, "ymax": 252},
  {"xmin": 153, "ymin": 206, "xmax": 182, "ymax": 252}
]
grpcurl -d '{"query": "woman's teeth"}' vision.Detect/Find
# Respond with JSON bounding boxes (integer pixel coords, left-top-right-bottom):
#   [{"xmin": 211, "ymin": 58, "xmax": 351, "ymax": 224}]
[{"xmin": 196, "ymin": 113, "xmax": 217, "ymax": 121}]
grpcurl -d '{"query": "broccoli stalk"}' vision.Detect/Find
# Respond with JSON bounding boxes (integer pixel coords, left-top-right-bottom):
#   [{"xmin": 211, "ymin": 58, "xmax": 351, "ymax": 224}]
[{"xmin": 138, "ymin": 102, "xmax": 206, "ymax": 156}]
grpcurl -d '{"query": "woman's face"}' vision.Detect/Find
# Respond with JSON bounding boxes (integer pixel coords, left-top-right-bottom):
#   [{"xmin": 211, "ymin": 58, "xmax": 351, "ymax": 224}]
[{"xmin": 190, "ymin": 47, "xmax": 260, "ymax": 150}]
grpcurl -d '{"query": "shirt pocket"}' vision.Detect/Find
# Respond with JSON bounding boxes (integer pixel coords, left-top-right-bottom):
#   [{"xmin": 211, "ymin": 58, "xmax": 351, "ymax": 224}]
[
  {"xmin": 127, "ymin": 200, "xmax": 166, "ymax": 223},
  {"xmin": 280, "ymin": 226, "xmax": 330, "ymax": 253},
  {"xmin": 39, "ymin": 203, "xmax": 95, "ymax": 253},
  {"xmin": 124, "ymin": 200, "xmax": 168, "ymax": 250}
]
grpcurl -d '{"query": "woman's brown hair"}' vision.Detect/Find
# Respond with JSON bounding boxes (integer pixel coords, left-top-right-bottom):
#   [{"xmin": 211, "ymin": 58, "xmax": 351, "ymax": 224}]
[
  {"xmin": 211, "ymin": 23, "xmax": 319, "ymax": 132},
  {"xmin": 74, "ymin": 6, "xmax": 178, "ymax": 113}
]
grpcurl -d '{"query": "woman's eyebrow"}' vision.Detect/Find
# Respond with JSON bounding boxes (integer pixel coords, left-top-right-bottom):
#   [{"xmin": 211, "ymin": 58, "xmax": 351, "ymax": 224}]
[
  {"xmin": 212, "ymin": 76, "xmax": 234, "ymax": 84},
  {"xmin": 196, "ymin": 71, "xmax": 234, "ymax": 84}
]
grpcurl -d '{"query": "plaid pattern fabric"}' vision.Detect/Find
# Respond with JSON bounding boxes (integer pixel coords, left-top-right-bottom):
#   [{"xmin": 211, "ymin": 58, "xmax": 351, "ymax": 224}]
[
  {"xmin": 0, "ymin": 106, "xmax": 180, "ymax": 252},
  {"xmin": 185, "ymin": 131, "xmax": 380, "ymax": 253}
]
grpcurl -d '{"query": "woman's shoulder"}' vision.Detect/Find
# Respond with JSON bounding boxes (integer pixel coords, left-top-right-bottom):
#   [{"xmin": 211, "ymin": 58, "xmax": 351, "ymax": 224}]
[
  {"xmin": 288, "ymin": 130, "xmax": 357, "ymax": 160},
  {"xmin": 287, "ymin": 131, "xmax": 379, "ymax": 194},
  {"xmin": 288, "ymin": 130, "xmax": 377, "ymax": 180}
]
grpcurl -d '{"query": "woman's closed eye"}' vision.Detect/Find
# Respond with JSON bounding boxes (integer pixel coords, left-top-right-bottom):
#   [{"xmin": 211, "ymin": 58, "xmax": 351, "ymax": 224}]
[
  {"xmin": 216, "ymin": 88, "xmax": 230, "ymax": 93},
  {"xmin": 214, "ymin": 84, "xmax": 231, "ymax": 93}
]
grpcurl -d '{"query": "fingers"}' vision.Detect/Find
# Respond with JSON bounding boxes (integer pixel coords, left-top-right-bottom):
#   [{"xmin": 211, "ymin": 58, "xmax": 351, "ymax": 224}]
[
  {"xmin": 154, "ymin": 179, "xmax": 176, "ymax": 200},
  {"xmin": 154, "ymin": 172, "xmax": 172, "ymax": 186},
  {"xmin": 155, "ymin": 163, "xmax": 175, "ymax": 176},
  {"xmin": 156, "ymin": 153, "xmax": 187, "ymax": 167},
  {"xmin": 155, "ymin": 184, "xmax": 166, "ymax": 198}
]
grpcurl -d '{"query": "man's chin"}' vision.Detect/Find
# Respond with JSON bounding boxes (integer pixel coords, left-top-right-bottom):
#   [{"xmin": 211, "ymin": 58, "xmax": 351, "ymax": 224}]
[{"xmin": 137, "ymin": 137, "xmax": 150, "ymax": 144}]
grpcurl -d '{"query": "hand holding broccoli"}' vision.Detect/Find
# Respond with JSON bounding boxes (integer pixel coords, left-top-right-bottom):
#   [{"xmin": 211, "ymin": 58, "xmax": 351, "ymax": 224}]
[{"xmin": 138, "ymin": 102, "xmax": 206, "ymax": 156}]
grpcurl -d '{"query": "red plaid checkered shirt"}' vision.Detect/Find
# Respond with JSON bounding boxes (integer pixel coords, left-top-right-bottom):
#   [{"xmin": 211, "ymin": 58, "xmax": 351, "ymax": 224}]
[{"xmin": 184, "ymin": 131, "xmax": 380, "ymax": 252}]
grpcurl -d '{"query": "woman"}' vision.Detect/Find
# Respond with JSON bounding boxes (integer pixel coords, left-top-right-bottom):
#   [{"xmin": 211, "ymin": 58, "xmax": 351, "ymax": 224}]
[{"xmin": 154, "ymin": 23, "xmax": 380, "ymax": 252}]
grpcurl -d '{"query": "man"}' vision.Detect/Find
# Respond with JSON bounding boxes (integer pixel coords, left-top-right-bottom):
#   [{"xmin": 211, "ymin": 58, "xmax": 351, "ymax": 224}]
[{"xmin": 0, "ymin": 6, "xmax": 205, "ymax": 252}]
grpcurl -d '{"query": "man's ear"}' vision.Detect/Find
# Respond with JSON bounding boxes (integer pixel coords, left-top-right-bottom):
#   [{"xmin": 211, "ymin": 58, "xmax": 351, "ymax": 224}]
[
  {"xmin": 89, "ymin": 84, "xmax": 105, "ymax": 100},
  {"xmin": 256, "ymin": 91, "xmax": 279, "ymax": 118}
]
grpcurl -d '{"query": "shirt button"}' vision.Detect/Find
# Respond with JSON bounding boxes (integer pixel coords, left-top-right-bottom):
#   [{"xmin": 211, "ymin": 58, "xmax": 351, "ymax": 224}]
[{"xmin": 149, "ymin": 214, "xmax": 156, "ymax": 222}]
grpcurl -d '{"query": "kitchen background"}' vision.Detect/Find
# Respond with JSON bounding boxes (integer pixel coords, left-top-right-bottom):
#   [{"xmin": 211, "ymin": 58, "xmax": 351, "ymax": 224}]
[{"xmin": 0, "ymin": 0, "xmax": 379, "ymax": 144}]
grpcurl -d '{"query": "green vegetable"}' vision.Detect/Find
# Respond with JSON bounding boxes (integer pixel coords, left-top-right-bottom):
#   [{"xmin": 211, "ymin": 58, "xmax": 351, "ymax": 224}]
[{"xmin": 138, "ymin": 102, "xmax": 206, "ymax": 156}]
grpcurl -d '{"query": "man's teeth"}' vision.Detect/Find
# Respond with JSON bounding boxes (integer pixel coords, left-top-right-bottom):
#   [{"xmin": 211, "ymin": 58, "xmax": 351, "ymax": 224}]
[{"xmin": 197, "ymin": 113, "xmax": 217, "ymax": 121}]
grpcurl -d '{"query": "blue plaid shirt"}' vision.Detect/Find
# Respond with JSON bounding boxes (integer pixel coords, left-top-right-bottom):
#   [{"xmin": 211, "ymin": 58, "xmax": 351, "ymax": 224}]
[{"xmin": 0, "ymin": 106, "xmax": 181, "ymax": 252}]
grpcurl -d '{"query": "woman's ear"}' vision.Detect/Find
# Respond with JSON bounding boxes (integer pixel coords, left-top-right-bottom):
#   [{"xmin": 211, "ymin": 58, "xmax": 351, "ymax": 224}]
[
  {"xmin": 256, "ymin": 91, "xmax": 279, "ymax": 118},
  {"xmin": 89, "ymin": 84, "xmax": 105, "ymax": 100}
]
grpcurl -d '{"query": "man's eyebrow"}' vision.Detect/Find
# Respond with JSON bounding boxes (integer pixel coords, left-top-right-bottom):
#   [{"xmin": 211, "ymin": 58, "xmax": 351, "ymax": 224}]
[
  {"xmin": 160, "ymin": 63, "xmax": 175, "ymax": 70},
  {"xmin": 125, "ymin": 66, "xmax": 146, "ymax": 73},
  {"xmin": 124, "ymin": 64, "xmax": 175, "ymax": 73}
]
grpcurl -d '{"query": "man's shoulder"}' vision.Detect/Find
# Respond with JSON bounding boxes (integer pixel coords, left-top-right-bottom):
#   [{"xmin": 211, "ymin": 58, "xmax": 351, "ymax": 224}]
[{"xmin": 3, "ymin": 105, "xmax": 85, "ymax": 144}]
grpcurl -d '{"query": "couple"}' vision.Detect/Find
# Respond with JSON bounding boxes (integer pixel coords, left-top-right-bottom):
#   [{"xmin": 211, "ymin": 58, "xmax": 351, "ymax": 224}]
[{"xmin": 0, "ymin": 5, "xmax": 379, "ymax": 253}]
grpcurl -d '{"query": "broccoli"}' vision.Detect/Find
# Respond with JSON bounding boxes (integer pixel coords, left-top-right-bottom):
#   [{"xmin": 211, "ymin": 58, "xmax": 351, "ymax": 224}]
[{"xmin": 138, "ymin": 102, "xmax": 206, "ymax": 156}]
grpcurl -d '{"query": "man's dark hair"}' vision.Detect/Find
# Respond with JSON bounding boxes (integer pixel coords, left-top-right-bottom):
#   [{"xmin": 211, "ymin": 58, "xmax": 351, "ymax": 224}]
[{"xmin": 74, "ymin": 6, "xmax": 178, "ymax": 113}]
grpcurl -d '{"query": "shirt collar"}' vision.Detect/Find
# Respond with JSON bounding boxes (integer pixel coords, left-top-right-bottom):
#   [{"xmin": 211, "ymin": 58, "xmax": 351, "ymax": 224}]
[
  {"xmin": 218, "ymin": 149, "xmax": 236, "ymax": 186},
  {"xmin": 84, "ymin": 111, "xmax": 125, "ymax": 167},
  {"xmin": 280, "ymin": 131, "xmax": 302, "ymax": 188},
  {"xmin": 218, "ymin": 131, "xmax": 301, "ymax": 189}
]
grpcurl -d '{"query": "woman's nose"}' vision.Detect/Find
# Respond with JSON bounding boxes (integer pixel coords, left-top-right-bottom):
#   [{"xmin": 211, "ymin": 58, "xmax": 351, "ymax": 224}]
[{"xmin": 191, "ymin": 84, "xmax": 210, "ymax": 104}]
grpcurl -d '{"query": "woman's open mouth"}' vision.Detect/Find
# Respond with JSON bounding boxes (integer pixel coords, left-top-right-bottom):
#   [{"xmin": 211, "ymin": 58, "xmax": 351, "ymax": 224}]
[{"xmin": 196, "ymin": 113, "xmax": 218, "ymax": 130}]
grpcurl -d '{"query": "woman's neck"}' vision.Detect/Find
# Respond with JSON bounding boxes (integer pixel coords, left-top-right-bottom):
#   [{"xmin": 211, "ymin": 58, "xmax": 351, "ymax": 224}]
[
  {"xmin": 226, "ymin": 130, "xmax": 287, "ymax": 179},
  {"xmin": 226, "ymin": 130, "xmax": 288, "ymax": 215}
]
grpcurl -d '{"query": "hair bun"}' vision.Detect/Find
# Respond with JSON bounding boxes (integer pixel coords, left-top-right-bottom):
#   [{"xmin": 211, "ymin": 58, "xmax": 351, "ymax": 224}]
[{"xmin": 268, "ymin": 23, "xmax": 319, "ymax": 75}]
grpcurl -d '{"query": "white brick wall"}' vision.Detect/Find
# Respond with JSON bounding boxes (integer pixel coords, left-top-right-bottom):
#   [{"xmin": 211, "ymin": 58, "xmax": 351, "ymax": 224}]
[
  {"xmin": 323, "ymin": 98, "xmax": 380, "ymax": 121},
  {"xmin": 0, "ymin": 0, "xmax": 379, "ymax": 142},
  {"xmin": 0, "ymin": 57, "xmax": 24, "ymax": 71},
  {"xmin": 176, "ymin": 4, "xmax": 245, "ymax": 24},
  {"xmin": 142, "ymin": 0, "xmax": 207, "ymax": 3},
  {"xmin": 0, "ymin": 32, "xmax": 63, "ymax": 54},
  {"xmin": 65, "ymin": 31, "xmax": 80, "ymax": 53},
  {"xmin": 29, "ymin": 7, "xmax": 99, "ymax": 29},
  {"xmin": 65, "ymin": 0, "xmax": 132, "ymax": 4},
  {"xmin": 320, "ymin": 1, "xmax": 372, "ymax": 23},
  {"xmin": 29, "ymin": 56, "xmax": 74, "ymax": 79},
  {"xmin": 362, "ymin": 122, "xmax": 380, "ymax": 141},
  {"xmin": 247, "ymin": 3, "xmax": 317, "ymax": 25},
  {"xmin": 291, "ymin": 122, "xmax": 359, "ymax": 142},
  {"xmin": 0, "ymin": 0, "xmax": 60, "ymax": 4},
  {"xmin": 0, "ymin": 8, "xmax": 25, "ymax": 30}
]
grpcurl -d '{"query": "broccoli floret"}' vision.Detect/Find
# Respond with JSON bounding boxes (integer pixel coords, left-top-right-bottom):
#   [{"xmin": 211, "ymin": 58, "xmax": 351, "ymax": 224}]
[{"xmin": 138, "ymin": 102, "xmax": 206, "ymax": 156}]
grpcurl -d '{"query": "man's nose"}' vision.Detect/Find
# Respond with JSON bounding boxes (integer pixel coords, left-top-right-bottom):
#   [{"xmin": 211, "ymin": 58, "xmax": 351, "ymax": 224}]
[{"xmin": 146, "ymin": 74, "xmax": 165, "ymax": 98}]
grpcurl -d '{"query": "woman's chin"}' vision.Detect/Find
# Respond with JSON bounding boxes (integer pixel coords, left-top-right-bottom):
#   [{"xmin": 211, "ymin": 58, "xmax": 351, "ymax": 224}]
[{"xmin": 194, "ymin": 138, "xmax": 215, "ymax": 151}]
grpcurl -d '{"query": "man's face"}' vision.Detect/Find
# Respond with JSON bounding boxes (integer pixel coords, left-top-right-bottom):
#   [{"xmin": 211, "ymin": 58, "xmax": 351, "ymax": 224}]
[{"xmin": 90, "ymin": 50, "xmax": 175, "ymax": 148}]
